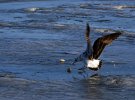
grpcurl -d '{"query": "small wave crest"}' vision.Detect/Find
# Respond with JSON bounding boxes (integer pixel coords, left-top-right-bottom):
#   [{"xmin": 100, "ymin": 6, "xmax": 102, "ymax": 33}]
[
  {"xmin": 94, "ymin": 28, "xmax": 135, "ymax": 37},
  {"xmin": 113, "ymin": 5, "xmax": 135, "ymax": 10}
]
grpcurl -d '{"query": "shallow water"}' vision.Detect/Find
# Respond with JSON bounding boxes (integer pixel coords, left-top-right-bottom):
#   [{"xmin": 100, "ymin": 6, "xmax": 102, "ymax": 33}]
[{"xmin": 0, "ymin": 0, "xmax": 135, "ymax": 100}]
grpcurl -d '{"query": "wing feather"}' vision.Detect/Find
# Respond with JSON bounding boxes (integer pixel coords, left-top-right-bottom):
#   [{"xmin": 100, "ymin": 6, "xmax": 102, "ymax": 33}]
[
  {"xmin": 85, "ymin": 23, "xmax": 93, "ymax": 57},
  {"xmin": 93, "ymin": 32, "xmax": 122, "ymax": 59}
]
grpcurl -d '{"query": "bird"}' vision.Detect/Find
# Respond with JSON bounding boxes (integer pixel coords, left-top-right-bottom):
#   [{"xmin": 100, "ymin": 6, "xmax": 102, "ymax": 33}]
[{"xmin": 71, "ymin": 23, "xmax": 122, "ymax": 71}]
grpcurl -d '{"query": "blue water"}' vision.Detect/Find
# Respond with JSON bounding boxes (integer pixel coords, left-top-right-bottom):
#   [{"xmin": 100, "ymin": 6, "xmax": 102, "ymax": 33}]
[{"xmin": 0, "ymin": 0, "xmax": 135, "ymax": 100}]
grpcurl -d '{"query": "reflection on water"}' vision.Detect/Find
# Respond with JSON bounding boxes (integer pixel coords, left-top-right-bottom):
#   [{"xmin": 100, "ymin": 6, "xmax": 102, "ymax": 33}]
[
  {"xmin": 0, "ymin": 0, "xmax": 135, "ymax": 100},
  {"xmin": 76, "ymin": 74, "xmax": 135, "ymax": 100},
  {"xmin": 0, "ymin": 74, "xmax": 135, "ymax": 100}
]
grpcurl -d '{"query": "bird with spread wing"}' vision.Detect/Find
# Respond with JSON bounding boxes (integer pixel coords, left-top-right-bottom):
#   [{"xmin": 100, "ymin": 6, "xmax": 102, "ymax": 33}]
[{"xmin": 68, "ymin": 23, "xmax": 122, "ymax": 73}]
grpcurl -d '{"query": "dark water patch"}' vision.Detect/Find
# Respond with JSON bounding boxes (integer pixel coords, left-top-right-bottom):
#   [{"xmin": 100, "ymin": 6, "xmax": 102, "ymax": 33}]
[
  {"xmin": 0, "ymin": 75, "xmax": 135, "ymax": 100},
  {"xmin": 0, "ymin": 71, "xmax": 16, "ymax": 78},
  {"xmin": 95, "ymin": 19, "xmax": 111, "ymax": 23},
  {"xmin": 84, "ymin": 75, "xmax": 135, "ymax": 89},
  {"xmin": 113, "ymin": 11, "xmax": 135, "ymax": 18}
]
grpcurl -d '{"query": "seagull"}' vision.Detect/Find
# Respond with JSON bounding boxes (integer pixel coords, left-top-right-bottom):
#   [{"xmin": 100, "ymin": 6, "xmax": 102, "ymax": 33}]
[{"xmin": 71, "ymin": 23, "xmax": 122, "ymax": 72}]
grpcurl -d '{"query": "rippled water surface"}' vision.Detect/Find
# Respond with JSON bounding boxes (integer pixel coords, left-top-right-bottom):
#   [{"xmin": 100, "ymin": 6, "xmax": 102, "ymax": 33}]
[{"xmin": 0, "ymin": 0, "xmax": 135, "ymax": 100}]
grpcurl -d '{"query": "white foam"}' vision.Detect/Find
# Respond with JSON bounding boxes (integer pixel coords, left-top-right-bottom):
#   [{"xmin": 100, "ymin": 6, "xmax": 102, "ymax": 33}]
[
  {"xmin": 25, "ymin": 7, "xmax": 39, "ymax": 12},
  {"xmin": 113, "ymin": 5, "xmax": 125, "ymax": 10},
  {"xmin": 60, "ymin": 59, "xmax": 65, "ymax": 63}
]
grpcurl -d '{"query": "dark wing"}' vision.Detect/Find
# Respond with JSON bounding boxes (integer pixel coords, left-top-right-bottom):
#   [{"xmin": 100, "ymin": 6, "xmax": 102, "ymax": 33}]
[
  {"xmin": 72, "ymin": 23, "xmax": 92, "ymax": 64},
  {"xmin": 92, "ymin": 32, "xmax": 122, "ymax": 59},
  {"xmin": 85, "ymin": 23, "xmax": 93, "ymax": 57},
  {"xmin": 72, "ymin": 23, "xmax": 93, "ymax": 64}
]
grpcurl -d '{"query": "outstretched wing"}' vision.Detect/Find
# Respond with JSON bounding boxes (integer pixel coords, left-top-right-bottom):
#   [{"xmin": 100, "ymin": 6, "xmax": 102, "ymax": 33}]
[
  {"xmin": 92, "ymin": 32, "xmax": 122, "ymax": 59},
  {"xmin": 72, "ymin": 23, "xmax": 93, "ymax": 64},
  {"xmin": 85, "ymin": 23, "xmax": 93, "ymax": 57}
]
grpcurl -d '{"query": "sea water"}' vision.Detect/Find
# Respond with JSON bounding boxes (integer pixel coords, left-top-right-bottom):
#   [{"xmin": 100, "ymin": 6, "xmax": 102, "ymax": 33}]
[{"xmin": 0, "ymin": 0, "xmax": 135, "ymax": 100}]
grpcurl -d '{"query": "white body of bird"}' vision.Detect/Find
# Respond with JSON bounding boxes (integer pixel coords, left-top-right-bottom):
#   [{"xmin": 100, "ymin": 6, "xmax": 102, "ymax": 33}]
[{"xmin": 86, "ymin": 59, "xmax": 101, "ymax": 69}]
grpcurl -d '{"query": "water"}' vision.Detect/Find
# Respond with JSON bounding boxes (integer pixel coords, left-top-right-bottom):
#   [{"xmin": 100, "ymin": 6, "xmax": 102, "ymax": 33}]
[{"xmin": 0, "ymin": 0, "xmax": 135, "ymax": 100}]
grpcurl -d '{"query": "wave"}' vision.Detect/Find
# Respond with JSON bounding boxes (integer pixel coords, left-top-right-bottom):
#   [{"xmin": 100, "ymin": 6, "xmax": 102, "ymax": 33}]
[{"xmin": 113, "ymin": 5, "xmax": 135, "ymax": 10}]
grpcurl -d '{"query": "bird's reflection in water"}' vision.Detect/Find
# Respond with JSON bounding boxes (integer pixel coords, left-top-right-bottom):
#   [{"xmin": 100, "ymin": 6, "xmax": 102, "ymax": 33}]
[
  {"xmin": 77, "ymin": 74, "xmax": 104, "ymax": 99},
  {"xmin": 76, "ymin": 74, "xmax": 135, "ymax": 100}
]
